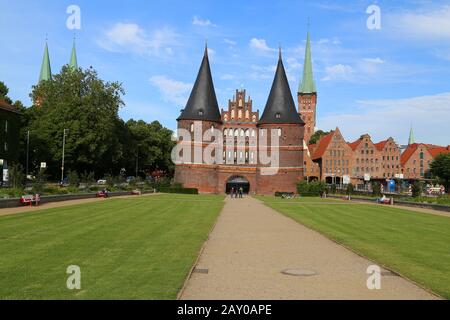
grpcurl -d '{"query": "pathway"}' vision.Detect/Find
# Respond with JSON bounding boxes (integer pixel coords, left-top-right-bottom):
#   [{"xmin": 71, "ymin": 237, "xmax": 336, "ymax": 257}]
[{"xmin": 180, "ymin": 196, "xmax": 439, "ymax": 300}]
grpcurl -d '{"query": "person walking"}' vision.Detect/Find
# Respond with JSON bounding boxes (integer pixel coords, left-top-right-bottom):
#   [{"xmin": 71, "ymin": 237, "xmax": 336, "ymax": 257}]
[
  {"xmin": 231, "ymin": 187, "xmax": 235, "ymax": 199},
  {"xmin": 239, "ymin": 187, "xmax": 244, "ymax": 198}
]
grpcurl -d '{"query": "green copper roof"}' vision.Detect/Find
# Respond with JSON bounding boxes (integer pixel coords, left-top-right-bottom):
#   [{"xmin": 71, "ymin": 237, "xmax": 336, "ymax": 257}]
[
  {"xmin": 39, "ymin": 42, "xmax": 52, "ymax": 82},
  {"xmin": 70, "ymin": 40, "xmax": 78, "ymax": 70},
  {"xmin": 299, "ymin": 31, "xmax": 316, "ymax": 94},
  {"xmin": 408, "ymin": 126, "xmax": 415, "ymax": 145}
]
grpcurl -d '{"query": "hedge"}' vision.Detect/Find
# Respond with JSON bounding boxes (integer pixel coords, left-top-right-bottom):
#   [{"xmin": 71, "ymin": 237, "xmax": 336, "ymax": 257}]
[{"xmin": 159, "ymin": 187, "xmax": 199, "ymax": 195}]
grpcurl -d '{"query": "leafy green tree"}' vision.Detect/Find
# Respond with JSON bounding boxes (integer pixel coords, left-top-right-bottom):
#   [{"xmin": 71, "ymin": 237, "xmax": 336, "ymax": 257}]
[
  {"xmin": 8, "ymin": 163, "xmax": 25, "ymax": 189},
  {"xmin": 0, "ymin": 81, "xmax": 13, "ymax": 104},
  {"xmin": 309, "ymin": 130, "xmax": 331, "ymax": 145},
  {"xmin": 125, "ymin": 120, "xmax": 175, "ymax": 176},
  {"xmin": 29, "ymin": 66, "xmax": 125, "ymax": 178},
  {"xmin": 346, "ymin": 183, "xmax": 355, "ymax": 196},
  {"xmin": 430, "ymin": 153, "xmax": 450, "ymax": 191}
]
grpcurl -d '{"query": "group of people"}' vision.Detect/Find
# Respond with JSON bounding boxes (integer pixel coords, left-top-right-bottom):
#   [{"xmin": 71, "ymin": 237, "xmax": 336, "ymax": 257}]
[{"xmin": 230, "ymin": 187, "xmax": 244, "ymax": 199}]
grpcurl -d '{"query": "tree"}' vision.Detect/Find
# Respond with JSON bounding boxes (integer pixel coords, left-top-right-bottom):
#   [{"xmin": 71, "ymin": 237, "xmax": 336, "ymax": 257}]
[
  {"xmin": 8, "ymin": 163, "xmax": 25, "ymax": 189},
  {"xmin": 29, "ymin": 66, "xmax": 125, "ymax": 178},
  {"xmin": 0, "ymin": 81, "xmax": 13, "ymax": 104},
  {"xmin": 125, "ymin": 120, "xmax": 175, "ymax": 176},
  {"xmin": 430, "ymin": 153, "xmax": 450, "ymax": 191},
  {"xmin": 346, "ymin": 183, "xmax": 354, "ymax": 196},
  {"xmin": 309, "ymin": 130, "xmax": 330, "ymax": 145}
]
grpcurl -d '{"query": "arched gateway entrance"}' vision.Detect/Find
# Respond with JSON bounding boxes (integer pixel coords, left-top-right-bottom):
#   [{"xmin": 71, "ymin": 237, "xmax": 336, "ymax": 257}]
[{"xmin": 226, "ymin": 176, "xmax": 250, "ymax": 194}]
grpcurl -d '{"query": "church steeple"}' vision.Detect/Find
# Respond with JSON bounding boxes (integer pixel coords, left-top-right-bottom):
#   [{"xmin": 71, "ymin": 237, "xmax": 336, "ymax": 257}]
[
  {"xmin": 259, "ymin": 49, "xmax": 304, "ymax": 125},
  {"xmin": 39, "ymin": 41, "xmax": 52, "ymax": 82},
  {"xmin": 69, "ymin": 38, "xmax": 78, "ymax": 70},
  {"xmin": 299, "ymin": 31, "xmax": 316, "ymax": 94},
  {"xmin": 178, "ymin": 44, "xmax": 221, "ymax": 123},
  {"xmin": 408, "ymin": 125, "xmax": 415, "ymax": 145}
]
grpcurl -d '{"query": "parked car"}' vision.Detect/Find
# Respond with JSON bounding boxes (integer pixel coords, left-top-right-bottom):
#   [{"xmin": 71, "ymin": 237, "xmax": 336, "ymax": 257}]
[{"xmin": 97, "ymin": 179, "xmax": 107, "ymax": 185}]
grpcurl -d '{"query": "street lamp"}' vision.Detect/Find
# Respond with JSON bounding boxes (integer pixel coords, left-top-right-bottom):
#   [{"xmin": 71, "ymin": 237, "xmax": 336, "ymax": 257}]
[
  {"xmin": 61, "ymin": 129, "xmax": 69, "ymax": 184},
  {"xmin": 26, "ymin": 130, "xmax": 30, "ymax": 178}
]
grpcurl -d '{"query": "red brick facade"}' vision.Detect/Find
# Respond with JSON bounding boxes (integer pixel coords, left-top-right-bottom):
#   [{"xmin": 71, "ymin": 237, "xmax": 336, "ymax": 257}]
[{"xmin": 174, "ymin": 90, "xmax": 305, "ymax": 195}]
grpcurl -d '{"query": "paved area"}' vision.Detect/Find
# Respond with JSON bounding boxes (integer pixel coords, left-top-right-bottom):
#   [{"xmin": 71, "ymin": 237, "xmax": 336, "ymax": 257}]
[
  {"xmin": 0, "ymin": 193, "xmax": 156, "ymax": 217},
  {"xmin": 180, "ymin": 196, "xmax": 439, "ymax": 300}
]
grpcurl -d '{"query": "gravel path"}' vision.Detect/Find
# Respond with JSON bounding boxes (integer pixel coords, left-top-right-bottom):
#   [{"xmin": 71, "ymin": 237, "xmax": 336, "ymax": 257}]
[{"xmin": 180, "ymin": 196, "xmax": 439, "ymax": 300}]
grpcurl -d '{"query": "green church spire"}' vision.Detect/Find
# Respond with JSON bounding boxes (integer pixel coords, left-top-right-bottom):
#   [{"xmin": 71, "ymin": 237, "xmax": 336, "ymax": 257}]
[
  {"xmin": 39, "ymin": 41, "xmax": 52, "ymax": 82},
  {"xmin": 408, "ymin": 125, "xmax": 415, "ymax": 145},
  {"xmin": 299, "ymin": 31, "xmax": 316, "ymax": 94},
  {"xmin": 70, "ymin": 38, "xmax": 78, "ymax": 70}
]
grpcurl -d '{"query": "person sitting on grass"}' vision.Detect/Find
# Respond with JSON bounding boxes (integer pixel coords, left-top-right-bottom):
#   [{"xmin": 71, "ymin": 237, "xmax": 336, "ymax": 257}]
[{"xmin": 377, "ymin": 194, "xmax": 387, "ymax": 204}]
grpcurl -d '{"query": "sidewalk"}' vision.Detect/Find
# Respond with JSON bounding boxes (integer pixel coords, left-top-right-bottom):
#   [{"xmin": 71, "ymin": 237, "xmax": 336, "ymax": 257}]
[{"xmin": 180, "ymin": 196, "xmax": 439, "ymax": 300}]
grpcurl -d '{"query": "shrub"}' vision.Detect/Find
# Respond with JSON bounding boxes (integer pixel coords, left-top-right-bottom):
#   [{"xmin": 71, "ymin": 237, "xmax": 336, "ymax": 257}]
[
  {"xmin": 412, "ymin": 181, "xmax": 424, "ymax": 198},
  {"xmin": 296, "ymin": 180, "xmax": 327, "ymax": 197},
  {"xmin": 68, "ymin": 170, "xmax": 80, "ymax": 187},
  {"xmin": 372, "ymin": 182, "xmax": 382, "ymax": 197},
  {"xmin": 159, "ymin": 187, "xmax": 198, "ymax": 195},
  {"xmin": 330, "ymin": 184, "xmax": 337, "ymax": 194},
  {"xmin": 296, "ymin": 180, "xmax": 310, "ymax": 195}
]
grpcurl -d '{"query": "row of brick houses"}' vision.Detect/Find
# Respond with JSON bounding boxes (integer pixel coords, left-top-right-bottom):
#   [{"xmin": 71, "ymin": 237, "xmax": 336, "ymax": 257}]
[{"xmin": 304, "ymin": 129, "xmax": 450, "ymax": 186}]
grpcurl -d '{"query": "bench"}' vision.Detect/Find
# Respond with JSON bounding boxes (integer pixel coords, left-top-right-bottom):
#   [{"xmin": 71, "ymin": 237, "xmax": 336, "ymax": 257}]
[
  {"xmin": 20, "ymin": 194, "xmax": 41, "ymax": 207},
  {"xmin": 96, "ymin": 191, "xmax": 109, "ymax": 198}
]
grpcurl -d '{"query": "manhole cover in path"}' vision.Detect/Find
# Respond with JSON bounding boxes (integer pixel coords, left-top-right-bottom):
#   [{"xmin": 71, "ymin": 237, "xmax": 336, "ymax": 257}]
[{"xmin": 281, "ymin": 269, "xmax": 318, "ymax": 277}]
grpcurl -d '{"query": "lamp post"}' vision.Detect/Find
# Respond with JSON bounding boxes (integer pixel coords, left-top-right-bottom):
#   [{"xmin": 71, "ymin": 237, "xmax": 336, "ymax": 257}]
[
  {"xmin": 26, "ymin": 130, "xmax": 30, "ymax": 178},
  {"xmin": 135, "ymin": 146, "xmax": 139, "ymax": 178},
  {"xmin": 0, "ymin": 159, "xmax": 3, "ymax": 187},
  {"xmin": 61, "ymin": 129, "xmax": 69, "ymax": 184}
]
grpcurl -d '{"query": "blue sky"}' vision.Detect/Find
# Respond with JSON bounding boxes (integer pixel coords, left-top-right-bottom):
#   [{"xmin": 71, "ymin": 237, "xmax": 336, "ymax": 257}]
[{"xmin": 1, "ymin": 0, "xmax": 449, "ymax": 145}]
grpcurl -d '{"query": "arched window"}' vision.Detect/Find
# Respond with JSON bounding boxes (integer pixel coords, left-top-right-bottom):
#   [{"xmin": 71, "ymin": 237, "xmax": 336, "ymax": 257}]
[
  {"xmin": 211, "ymin": 125, "xmax": 215, "ymax": 133},
  {"xmin": 252, "ymin": 115, "xmax": 257, "ymax": 122},
  {"xmin": 238, "ymin": 110, "xmax": 243, "ymax": 119},
  {"xmin": 245, "ymin": 110, "xmax": 250, "ymax": 119},
  {"xmin": 278, "ymin": 128, "xmax": 282, "ymax": 137},
  {"xmin": 231, "ymin": 110, "xmax": 235, "ymax": 119},
  {"xmin": 234, "ymin": 129, "xmax": 239, "ymax": 137},
  {"xmin": 240, "ymin": 129, "xmax": 245, "ymax": 137},
  {"xmin": 251, "ymin": 130, "xmax": 256, "ymax": 137},
  {"xmin": 190, "ymin": 123, "xmax": 194, "ymax": 133},
  {"xmin": 224, "ymin": 129, "xmax": 228, "ymax": 137},
  {"xmin": 245, "ymin": 129, "xmax": 250, "ymax": 137},
  {"xmin": 224, "ymin": 114, "xmax": 229, "ymax": 122}
]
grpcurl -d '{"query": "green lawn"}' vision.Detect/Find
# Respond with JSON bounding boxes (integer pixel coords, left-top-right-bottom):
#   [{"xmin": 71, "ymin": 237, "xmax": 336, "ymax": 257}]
[
  {"xmin": 257, "ymin": 196, "xmax": 450, "ymax": 299},
  {"xmin": 0, "ymin": 194, "xmax": 225, "ymax": 300}
]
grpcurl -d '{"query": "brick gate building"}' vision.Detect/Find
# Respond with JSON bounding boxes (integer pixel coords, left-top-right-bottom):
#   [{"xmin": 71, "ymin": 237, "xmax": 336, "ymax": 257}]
[{"xmin": 174, "ymin": 46, "xmax": 306, "ymax": 194}]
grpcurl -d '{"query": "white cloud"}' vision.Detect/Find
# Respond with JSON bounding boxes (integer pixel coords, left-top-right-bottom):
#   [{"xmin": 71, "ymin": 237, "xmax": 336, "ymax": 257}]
[
  {"xmin": 319, "ymin": 92, "xmax": 450, "ymax": 145},
  {"xmin": 387, "ymin": 5, "xmax": 450, "ymax": 40},
  {"xmin": 220, "ymin": 74, "xmax": 235, "ymax": 80},
  {"xmin": 249, "ymin": 38, "xmax": 276, "ymax": 54},
  {"xmin": 149, "ymin": 75, "xmax": 192, "ymax": 106},
  {"xmin": 192, "ymin": 16, "xmax": 217, "ymax": 27},
  {"xmin": 363, "ymin": 58, "xmax": 385, "ymax": 64},
  {"xmin": 322, "ymin": 64, "xmax": 354, "ymax": 81},
  {"xmin": 224, "ymin": 39, "xmax": 237, "ymax": 46},
  {"xmin": 98, "ymin": 23, "xmax": 179, "ymax": 56}
]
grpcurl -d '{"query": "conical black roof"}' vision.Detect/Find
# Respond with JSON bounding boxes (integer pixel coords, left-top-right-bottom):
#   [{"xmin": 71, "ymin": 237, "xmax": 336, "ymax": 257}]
[
  {"xmin": 259, "ymin": 53, "xmax": 304, "ymax": 125},
  {"xmin": 178, "ymin": 47, "xmax": 222, "ymax": 123}
]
